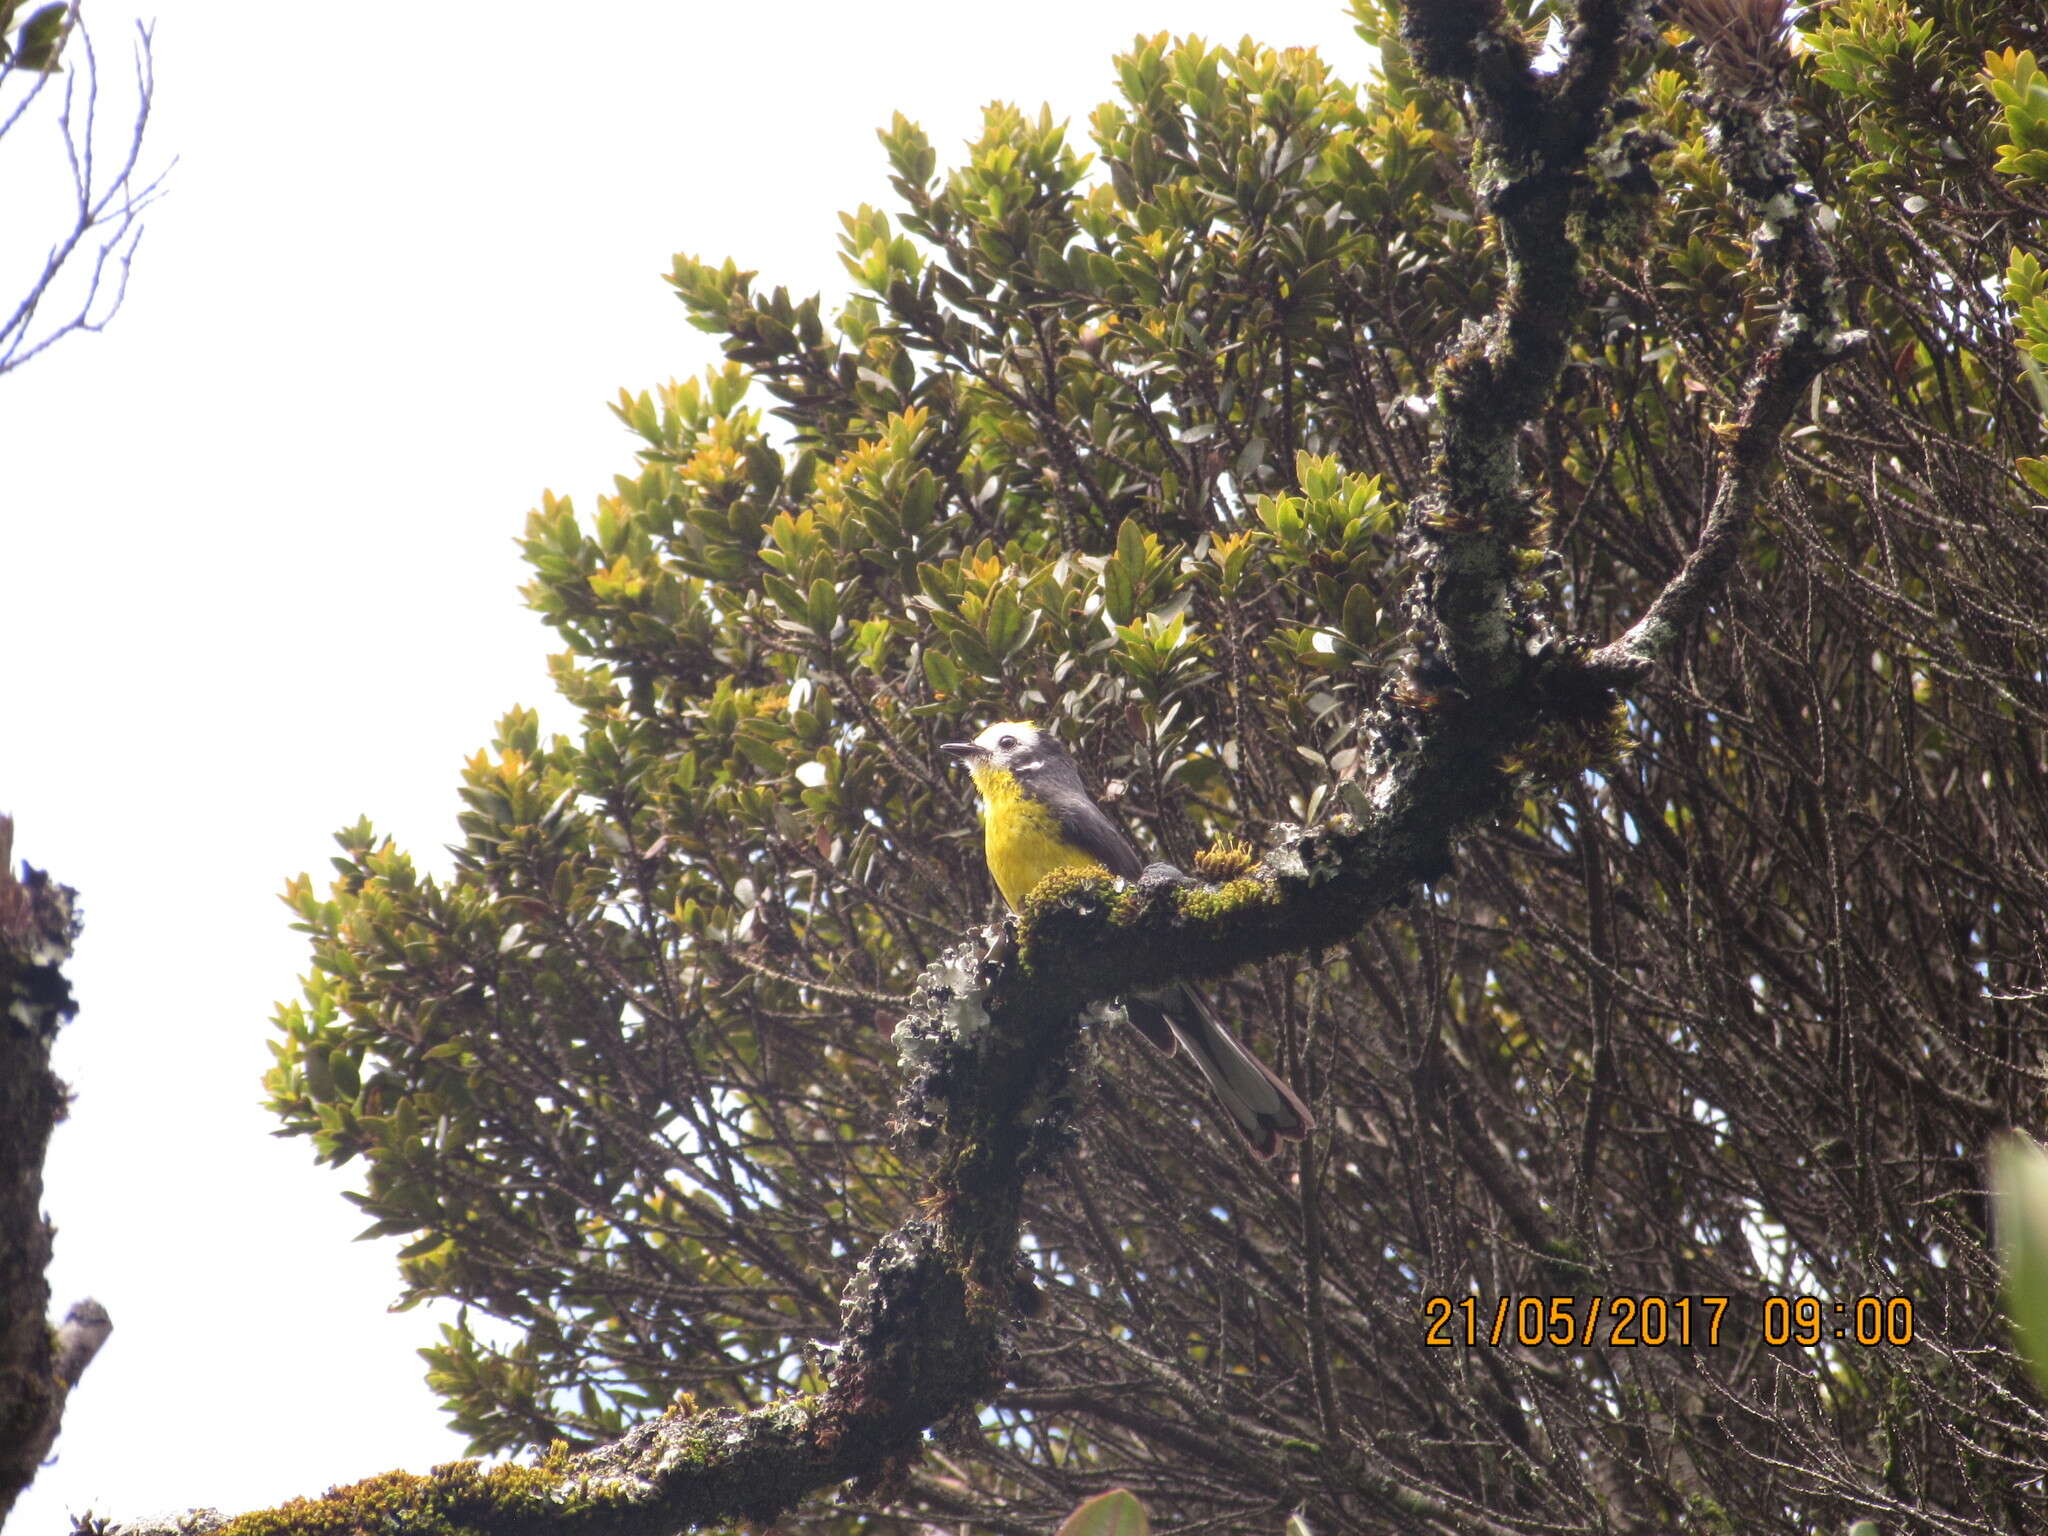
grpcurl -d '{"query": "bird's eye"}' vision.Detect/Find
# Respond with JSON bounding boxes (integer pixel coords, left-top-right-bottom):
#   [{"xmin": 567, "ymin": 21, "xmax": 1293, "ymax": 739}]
[{"xmin": 997, "ymin": 734, "xmax": 1017, "ymax": 751}]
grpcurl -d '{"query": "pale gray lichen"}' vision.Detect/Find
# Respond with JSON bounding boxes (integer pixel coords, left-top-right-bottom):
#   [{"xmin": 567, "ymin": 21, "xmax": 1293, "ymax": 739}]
[
  {"xmin": 1627, "ymin": 616, "xmax": 1676, "ymax": 661},
  {"xmin": 1264, "ymin": 838, "xmax": 1310, "ymax": 886},
  {"xmin": 1082, "ymin": 999, "xmax": 1126, "ymax": 1029},
  {"xmin": 938, "ymin": 966, "xmax": 991, "ymax": 1041},
  {"xmin": 891, "ymin": 937, "xmax": 1009, "ymax": 1147},
  {"xmin": 894, "ymin": 938, "xmax": 993, "ymax": 1075}
]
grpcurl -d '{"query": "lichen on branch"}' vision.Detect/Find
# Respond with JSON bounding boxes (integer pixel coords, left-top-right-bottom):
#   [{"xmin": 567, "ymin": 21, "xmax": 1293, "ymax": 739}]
[{"xmin": 0, "ymin": 818, "xmax": 101, "ymax": 1528}]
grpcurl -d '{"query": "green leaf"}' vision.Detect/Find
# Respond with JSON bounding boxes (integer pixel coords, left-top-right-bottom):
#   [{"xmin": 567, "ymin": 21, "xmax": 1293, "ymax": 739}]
[
  {"xmin": 301, "ymin": 1048, "xmax": 336, "ymax": 1102},
  {"xmin": 1340, "ymin": 582, "xmax": 1378, "ymax": 646},
  {"xmin": 806, "ymin": 577, "xmax": 840, "ymax": 639},
  {"xmin": 1104, "ymin": 558, "xmax": 1137, "ymax": 625},
  {"xmin": 11, "ymin": 2, "xmax": 67, "ymax": 71},
  {"xmin": 1115, "ymin": 517, "xmax": 1149, "ymax": 579},
  {"xmin": 1056, "ymin": 1489, "xmax": 1150, "ymax": 1536},
  {"xmin": 984, "ymin": 586, "xmax": 1028, "ymax": 657},
  {"xmin": 760, "ymin": 572, "xmax": 807, "ymax": 621},
  {"xmin": 922, "ymin": 647, "xmax": 964, "ymax": 699},
  {"xmin": 1993, "ymin": 1133, "xmax": 2048, "ymax": 1400}
]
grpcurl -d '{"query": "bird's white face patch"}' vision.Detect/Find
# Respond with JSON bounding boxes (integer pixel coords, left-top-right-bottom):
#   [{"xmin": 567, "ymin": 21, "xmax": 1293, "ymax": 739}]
[
  {"xmin": 974, "ymin": 720, "xmax": 1040, "ymax": 753},
  {"xmin": 975, "ymin": 721, "xmax": 1051, "ymax": 774}
]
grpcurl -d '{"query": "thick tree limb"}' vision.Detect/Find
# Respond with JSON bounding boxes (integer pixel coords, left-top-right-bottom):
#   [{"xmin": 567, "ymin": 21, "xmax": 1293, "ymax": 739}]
[
  {"xmin": 0, "ymin": 816, "xmax": 102, "ymax": 1526},
  {"xmin": 1396, "ymin": 0, "xmax": 1650, "ymax": 700},
  {"xmin": 95, "ymin": 824, "xmax": 1525, "ymax": 1536}
]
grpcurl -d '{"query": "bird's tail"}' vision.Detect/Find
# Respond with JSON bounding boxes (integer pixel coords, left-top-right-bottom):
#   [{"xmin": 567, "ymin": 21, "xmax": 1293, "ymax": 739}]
[{"xmin": 1128, "ymin": 986, "xmax": 1314, "ymax": 1159}]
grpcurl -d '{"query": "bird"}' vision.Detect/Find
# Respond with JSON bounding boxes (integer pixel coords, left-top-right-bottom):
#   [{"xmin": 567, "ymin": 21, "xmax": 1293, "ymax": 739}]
[{"xmin": 941, "ymin": 720, "xmax": 1313, "ymax": 1159}]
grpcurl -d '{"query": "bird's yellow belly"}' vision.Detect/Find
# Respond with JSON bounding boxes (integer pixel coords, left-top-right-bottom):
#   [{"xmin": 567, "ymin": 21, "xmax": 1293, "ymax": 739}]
[{"xmin": 973, "ymin": 770, "xmax": 1107, "ymax": 910}]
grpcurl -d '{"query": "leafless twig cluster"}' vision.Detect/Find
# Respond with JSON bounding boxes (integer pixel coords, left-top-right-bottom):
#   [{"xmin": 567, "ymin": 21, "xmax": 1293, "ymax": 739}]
[{"xmin": 0, "ymin": 9, "xmax": 168, "ymax": 377}]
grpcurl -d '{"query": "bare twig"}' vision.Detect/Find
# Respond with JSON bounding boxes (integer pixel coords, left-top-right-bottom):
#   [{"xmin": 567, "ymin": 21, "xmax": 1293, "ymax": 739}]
[{"xmin": 1, "ymin": 11, "xmax": 171, "ymax": 376}]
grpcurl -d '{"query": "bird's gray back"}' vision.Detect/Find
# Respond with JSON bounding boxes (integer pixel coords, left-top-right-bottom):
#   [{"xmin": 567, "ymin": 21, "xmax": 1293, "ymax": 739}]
[{"xmin": 1016, "ymin": 747, "xmax": 1144, "ymax": 881}]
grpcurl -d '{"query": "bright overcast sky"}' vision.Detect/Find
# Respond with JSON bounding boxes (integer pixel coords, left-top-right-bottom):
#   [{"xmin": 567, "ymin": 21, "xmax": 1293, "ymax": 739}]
[{"xmin": 2, "ymin": 3, "xmax": 1370, "ymax": 1527}]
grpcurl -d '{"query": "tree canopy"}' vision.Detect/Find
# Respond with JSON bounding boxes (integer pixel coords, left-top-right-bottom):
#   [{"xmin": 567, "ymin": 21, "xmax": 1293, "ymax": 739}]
[{"xmin": 224, "ymin": 0, "xmax": 2048, "ymax": 1530}]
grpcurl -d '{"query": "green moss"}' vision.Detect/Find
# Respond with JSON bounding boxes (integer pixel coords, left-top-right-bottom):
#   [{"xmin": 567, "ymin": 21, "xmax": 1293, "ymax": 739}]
[
  {"xmin": 212, "ymin": 1455, "xmax": 635, "ymax": 1536},
  {"xmin": 1175, "ymin": 877, "xmax": 1269, "ymax": 924},
  {"xmin": 1014, "ymin": 867, "xmax": 1123, "ymax": 969},
  {"xmin": 1020, "ymin": 866, "xmax": 1119, "ymax": 918},
  {"xmin": 1190, "ymin": 837, "xmax": 1259, "ymax": 880},
  {"xmin": 1024, "ymin": 865, "xmax": 1280, "ymax": 937},
  {"xmin": 1682, "ymin": 1495, "xmax": 1735, "ymax": 1533}
]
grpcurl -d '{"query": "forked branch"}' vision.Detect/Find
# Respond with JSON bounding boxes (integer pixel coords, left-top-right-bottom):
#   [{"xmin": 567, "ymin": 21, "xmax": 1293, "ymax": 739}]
[{"xmin": 1, "ymin": 12, "xmax": 170, "ymax": 377}]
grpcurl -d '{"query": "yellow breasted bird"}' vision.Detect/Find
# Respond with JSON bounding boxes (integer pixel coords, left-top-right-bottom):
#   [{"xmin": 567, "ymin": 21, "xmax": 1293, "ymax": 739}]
[{"xmin": 942, "ymin": 721, "xmax": 1313, "ymax": 1159}]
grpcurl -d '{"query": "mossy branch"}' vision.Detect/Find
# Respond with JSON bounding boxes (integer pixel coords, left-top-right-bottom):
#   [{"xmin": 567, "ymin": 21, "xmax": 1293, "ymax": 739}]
[
  {"xmin": 98, "ymin": 663, "xmax": 1559, "ymax": 1536},
  {"xmin": 0, "ymin": 817, "xmax": 102, "ymax": 1528},
  {"xmin": 1395, "ymin": 0, "xmax": 1654, "ymax": 699},
  {"xmin": 103, "ymin": 932, "xmax": 1077, "ymax": 1536},
  {"xmin": 1584, "ymin": 0, "xmax": 1868, "ymax": 682},
  {"xmin": 1400, "ymin": 0, "xmax": 1865, "ymax": 724}
]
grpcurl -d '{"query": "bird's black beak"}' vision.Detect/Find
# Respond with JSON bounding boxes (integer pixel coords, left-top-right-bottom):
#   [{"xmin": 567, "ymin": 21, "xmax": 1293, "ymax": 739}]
[{"xmin": 941, "ymin": 741, "xmax": 983, "ymax": 762}]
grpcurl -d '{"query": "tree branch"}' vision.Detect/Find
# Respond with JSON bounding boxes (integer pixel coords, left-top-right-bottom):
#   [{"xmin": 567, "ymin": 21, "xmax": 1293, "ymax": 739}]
[
  {"xmin": 1584, "ymin": 0, "xmax": 1868, "ymax": 682},
  {"xmin": 95, "ymin": 643, "xmax": 1582, "ymax": 1536},
  {"xmin": 1394, "ymin": 0, "xmax": 1655, "ymax": 709},
  {"xmin": 0, "ymin": 816, "xmax": 104, "ymax": 1526},
  {"xmin": 1, "ymin": 14, "xmax": 171, "ymax": 377}
]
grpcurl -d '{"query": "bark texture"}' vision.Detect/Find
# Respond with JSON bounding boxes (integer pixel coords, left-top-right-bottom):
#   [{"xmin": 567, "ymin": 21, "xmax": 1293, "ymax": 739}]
[{"xmin": 0, "ymin": 817, "xmax": 97, "ymax": 1526}]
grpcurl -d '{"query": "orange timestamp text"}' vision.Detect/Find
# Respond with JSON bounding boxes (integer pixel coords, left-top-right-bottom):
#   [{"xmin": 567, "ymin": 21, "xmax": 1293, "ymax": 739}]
[{"xmin": 1421, "ymin": 1294, "xmax": 1917, "ymax": 1349}]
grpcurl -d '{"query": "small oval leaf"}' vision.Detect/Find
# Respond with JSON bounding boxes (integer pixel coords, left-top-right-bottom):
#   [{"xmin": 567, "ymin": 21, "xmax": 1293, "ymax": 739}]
[{"xmin": 1056, "ymin": 1489, "xmax": 1150, "ymax": 1536}]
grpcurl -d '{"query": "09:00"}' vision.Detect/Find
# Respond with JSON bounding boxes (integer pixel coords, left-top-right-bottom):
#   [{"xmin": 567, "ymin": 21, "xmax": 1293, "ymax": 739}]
[{"xmin": 1763, "ymin": 1295, "xmax": 1914, "ymax": 1346}]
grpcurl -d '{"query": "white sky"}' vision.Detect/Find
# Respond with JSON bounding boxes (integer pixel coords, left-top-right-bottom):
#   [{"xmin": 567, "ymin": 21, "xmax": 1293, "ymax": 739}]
[{"xmin": 2, "ymin": 3, "xmax": 1368, "ymax": 1528}]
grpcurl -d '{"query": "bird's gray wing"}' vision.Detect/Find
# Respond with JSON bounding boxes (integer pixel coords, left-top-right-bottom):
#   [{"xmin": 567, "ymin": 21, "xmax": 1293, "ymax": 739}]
[{"xmin": 1042, "ymin": 779, "xmax": 1145, "ymax": 881}]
